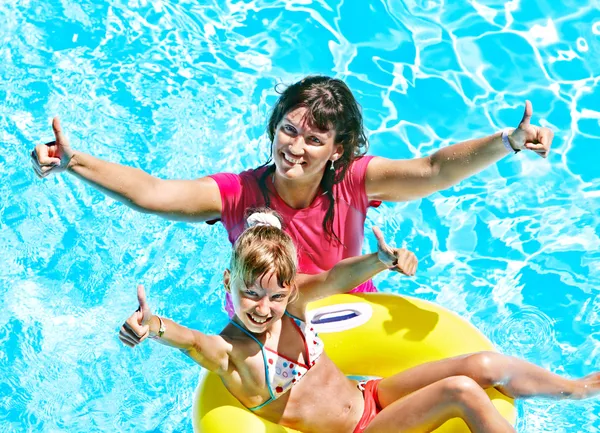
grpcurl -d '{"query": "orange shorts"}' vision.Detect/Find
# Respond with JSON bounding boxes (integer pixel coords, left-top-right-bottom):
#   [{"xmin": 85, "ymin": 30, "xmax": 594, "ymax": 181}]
[{"xmin": 353, "ymin": 379, "xmax": 383, "ymax": 433}]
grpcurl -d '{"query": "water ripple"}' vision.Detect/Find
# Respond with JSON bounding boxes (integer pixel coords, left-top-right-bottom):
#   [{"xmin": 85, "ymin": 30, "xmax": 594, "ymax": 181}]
[
  {"xmin": 491, "ymin": 305, "xmax": 557, "ymax": 359},
  {"xmin": 1, "ymin": 0, "xmax": 599, "ymax": 431}
]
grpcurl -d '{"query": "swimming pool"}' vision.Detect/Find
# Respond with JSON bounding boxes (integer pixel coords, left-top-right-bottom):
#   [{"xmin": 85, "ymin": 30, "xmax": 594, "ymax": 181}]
[{"xmin": 1, "ymin": 0, "xmax": 599, "ymax": 431}]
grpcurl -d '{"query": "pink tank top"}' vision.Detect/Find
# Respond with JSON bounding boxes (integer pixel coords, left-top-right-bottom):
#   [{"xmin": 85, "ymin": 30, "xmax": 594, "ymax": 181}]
[{"xmin": 209, "ymin": 156, "xmax": 381, "ymax": 314}]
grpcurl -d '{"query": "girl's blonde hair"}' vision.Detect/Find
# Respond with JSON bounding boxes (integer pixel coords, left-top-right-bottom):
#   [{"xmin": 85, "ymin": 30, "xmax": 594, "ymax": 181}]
[{"xmin": 230, "ymin": 209, "xmax": 298, "ymax": 301}]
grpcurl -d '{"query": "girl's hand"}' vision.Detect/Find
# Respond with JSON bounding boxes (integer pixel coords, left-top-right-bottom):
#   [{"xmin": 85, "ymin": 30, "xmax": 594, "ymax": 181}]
[
  {"xmin": 372, "ymin": 226, "xmax": 418, "ymax": 276},
  {"xmin": 508, "ymin": 101, "xmax": 554, "ymax": 158},
  {"xmin": 119, "ymin": 285, "xmax": 153, "ymax": 348},
  {"xmin": 31, "ymin": 117, "xmax": 75, "ymax": 178}
]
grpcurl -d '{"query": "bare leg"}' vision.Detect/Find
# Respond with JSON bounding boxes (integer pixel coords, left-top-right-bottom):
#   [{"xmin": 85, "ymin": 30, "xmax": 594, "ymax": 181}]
[
  {"xmin": 363, "ymin": 376, "xmax": 514, "ymax": 433},
  {"xmin": 377, "ymin": 351, "xmax": 600, "ymax": 407}
]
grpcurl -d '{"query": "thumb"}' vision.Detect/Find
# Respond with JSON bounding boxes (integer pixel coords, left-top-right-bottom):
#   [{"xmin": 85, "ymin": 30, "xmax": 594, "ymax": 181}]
[
  {"xmin": 52, "ymin": 117, "xmax": 67, "ymax": 144},
  {"xmin": 372, "ymin": 226, "xmax": 387, "ymax": 250},
  {"xmin": 517, "ymin": 100, "xmax": 533, "ymax": 129},
  {"xmin": 137, "ymin": 284, "xmax": 149, "ymax": 312}
]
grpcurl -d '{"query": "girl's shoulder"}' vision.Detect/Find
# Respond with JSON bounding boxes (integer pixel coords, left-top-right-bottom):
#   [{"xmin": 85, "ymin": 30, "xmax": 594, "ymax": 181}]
[
  {"xmin": 220, "ymin": 322, "xmax": 263, "ymax": 355},
  {"xmin": 218, "ymin": 324, "xmax": 274, "ymax": 385},
  {"xmin": 284, "ymin": 306, "xmax": 307, "ymax": 322}
]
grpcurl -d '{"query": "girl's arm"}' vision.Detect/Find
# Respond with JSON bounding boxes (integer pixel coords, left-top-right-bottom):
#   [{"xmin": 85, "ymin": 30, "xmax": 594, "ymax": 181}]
[
  {"xmin": 32, "ymin": 118, "xmax": 222, "ymax": 222},
  {"xmin": 290, "ymin": 227, "xmax": 417, "ymax": 311},
  {"xmin": 119, "ymin": 285, "xmax": 231, "ymax": 375}
]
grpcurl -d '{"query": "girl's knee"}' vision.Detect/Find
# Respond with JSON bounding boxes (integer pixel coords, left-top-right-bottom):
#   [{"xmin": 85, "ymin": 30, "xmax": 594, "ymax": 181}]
[
  {"xmin": 464, "ymin": 351, "xmax": 506, "ymax": 387},
  {"xmin": 441, "ymin": 376, "xmax": 487, "ymax": 403}
]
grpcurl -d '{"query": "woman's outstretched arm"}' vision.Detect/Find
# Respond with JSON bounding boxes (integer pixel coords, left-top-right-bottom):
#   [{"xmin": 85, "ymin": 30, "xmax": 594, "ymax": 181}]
[
  {"xmin": 366, "ymin": 101, "xmax": 554, "ymax": 202},
  {"xmin": 32, "ymin": 117, "xmax": 222, "ymax": 222}
]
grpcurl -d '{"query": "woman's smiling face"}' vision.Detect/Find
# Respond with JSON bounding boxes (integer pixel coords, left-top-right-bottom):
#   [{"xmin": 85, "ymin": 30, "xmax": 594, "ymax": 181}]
[{"xmin": 272, "ymin": 106, "xmax": 343, "ymax": 182}]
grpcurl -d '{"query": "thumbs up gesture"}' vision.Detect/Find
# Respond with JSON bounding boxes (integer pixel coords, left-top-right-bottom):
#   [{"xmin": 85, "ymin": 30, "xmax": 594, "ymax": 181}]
[
  {"xmin": 31, "ymin": 117, "xmax": 75, "ymax": 178},
  {"xmin": 119, "ymin": 285, "xmax": 153, "ymax": 348},
  {"xmin": 372, "ymin": 227, "xmax": 418, "ymax": 277},
  {"xmin": 507, "ymin": 101, "xmax": 554, "ymax": 158}
]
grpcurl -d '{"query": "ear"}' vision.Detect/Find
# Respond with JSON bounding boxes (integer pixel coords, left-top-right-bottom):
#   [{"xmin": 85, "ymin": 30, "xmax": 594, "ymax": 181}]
[
  {"xmin": 288, "ymin": 282, "xmax": 299, "ymax": 304},
  {"xmin": 331, "ymin": 144, "xmax": 344, "ymax": 162},
  {"xmin": 223, "ymin": 269, "xmax": 231, "ymax": 293}
]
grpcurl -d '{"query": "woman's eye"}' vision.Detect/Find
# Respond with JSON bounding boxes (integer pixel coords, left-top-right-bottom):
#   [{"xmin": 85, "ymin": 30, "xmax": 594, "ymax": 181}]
[
  {"xmin": 283, "ymin": 125, "xmax": 295, "ymax": 133},
  {"xmin": 245, "ymin": 290, "xmax": 258, "ymax": 296}
]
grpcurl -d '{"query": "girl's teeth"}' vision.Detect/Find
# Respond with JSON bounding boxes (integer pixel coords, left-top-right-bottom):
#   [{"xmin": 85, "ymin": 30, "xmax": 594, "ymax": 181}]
[{"xmin": 251, "ymin": 314, "xmax": 267, "ymax": 323}]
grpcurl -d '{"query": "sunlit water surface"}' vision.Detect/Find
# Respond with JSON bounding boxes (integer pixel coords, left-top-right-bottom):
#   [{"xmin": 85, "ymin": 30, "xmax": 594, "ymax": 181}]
[{"xmin": 1, "ymin": 0, "xmax": 600, "ymax": 432}]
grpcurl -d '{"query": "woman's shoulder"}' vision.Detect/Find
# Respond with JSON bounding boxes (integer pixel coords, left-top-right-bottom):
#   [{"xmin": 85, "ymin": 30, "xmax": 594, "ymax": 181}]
[
  {"xmin": 345, "ymin": 155, "xmax": 376, "ymax": 178},
  {"xmin": 238, "ymin": 164, "xmax": 270, "ymax": 183},
  {"xmin": 333, "ymin": 155, "xmax": 377, "ymax": 205},
  {"xmin": 209, "ymin": 164, "xmax": 269, "ymax": 184},
  {"xmin": 213, "ymin": 165, "xmax": 270, "ymax": 225}
]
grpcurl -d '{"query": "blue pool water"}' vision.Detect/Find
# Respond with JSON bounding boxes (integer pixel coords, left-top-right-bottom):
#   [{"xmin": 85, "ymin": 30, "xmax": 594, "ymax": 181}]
[{"xmin": 1, "ymin": 0, "xmax": 599, "ymax": 431}]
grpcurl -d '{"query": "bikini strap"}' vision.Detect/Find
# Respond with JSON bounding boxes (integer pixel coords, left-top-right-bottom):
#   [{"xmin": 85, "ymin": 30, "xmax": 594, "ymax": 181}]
[
  {"xmin": 229, "ymin": 320, "xmax": 276, "ymax": 407},
  {"xmin": 230, "ymin": 320, "xmax": 264, "ymax": 348},
  {"xmin": 284, "ymin": 310, "xmax": 303, "ymax": 322}
]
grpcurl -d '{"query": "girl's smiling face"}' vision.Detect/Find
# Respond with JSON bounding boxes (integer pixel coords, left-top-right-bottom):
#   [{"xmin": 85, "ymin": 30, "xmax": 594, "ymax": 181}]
[{"xmin": 225, "ymin": 269, "xmax": 294, "ymax": 333}]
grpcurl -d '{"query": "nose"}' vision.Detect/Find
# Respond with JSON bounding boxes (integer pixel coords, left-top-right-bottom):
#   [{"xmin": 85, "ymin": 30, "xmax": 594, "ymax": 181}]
[
  {"xmin": 288, "ymin": 135, "xmax": 305, "ymax": 156},
  {"xmin": 255, "ymin": 297, "xmax": 271, "ymax": 316}
]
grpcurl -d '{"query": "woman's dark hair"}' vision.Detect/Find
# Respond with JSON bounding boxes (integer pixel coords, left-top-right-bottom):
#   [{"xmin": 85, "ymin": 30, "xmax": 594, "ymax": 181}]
[{"xmin": 258, "ymin": 76, "xmax": 369, "ymax": 243}]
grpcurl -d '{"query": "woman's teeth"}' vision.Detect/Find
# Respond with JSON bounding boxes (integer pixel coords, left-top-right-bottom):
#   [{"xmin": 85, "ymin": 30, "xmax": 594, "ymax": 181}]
[{"xmin": 283, "ymin": 154, "xmax": 303, "ymax": 165}]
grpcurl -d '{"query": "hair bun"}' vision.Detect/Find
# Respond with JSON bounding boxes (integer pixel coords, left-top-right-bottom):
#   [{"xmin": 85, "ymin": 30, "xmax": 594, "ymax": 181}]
[{"xmin": 246, "ymin": 212, "xmax": 282, "ymax": 230}]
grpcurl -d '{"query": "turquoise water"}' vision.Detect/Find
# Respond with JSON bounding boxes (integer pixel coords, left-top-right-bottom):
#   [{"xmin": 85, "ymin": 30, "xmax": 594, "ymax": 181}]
[{"xmin": 1, "ymin": 0, "xmax": 599, "ymax": 431}]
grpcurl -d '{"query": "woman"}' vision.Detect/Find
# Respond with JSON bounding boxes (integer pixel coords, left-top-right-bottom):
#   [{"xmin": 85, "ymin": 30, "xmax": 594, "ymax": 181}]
[
  {"xmin": 31, "ymin": 76, "xmax": 554, "ymax": 307},
  {"xmin": 120, "ymin": 210, "xmax": 597, "ymax": 433}
]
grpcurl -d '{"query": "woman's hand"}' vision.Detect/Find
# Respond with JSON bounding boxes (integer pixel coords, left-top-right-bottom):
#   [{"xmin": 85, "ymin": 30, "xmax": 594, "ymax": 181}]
[
  {"xmin": 119, "ymin": 285, "xmax": 153, "ymax": 348},
  {"xmin": 31, "ymin": 117, "xmax": 75, "ymax": 178},
  {"xmin": 372, "ymin": 226, "xmax": 418, "ymax": 276},
  {"xmin": 508, "ymin": 101, "xmax": 554, "ymax": 158}
]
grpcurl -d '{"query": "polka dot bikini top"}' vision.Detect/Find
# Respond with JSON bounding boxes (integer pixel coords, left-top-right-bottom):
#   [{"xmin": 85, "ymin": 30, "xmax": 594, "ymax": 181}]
[{"xmin": 230, "ymin": 311, "xmax": 324, "ymax": 411}]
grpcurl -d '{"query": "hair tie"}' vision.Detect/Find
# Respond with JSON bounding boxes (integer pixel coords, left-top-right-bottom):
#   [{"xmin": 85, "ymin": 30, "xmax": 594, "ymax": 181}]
[{"xmin": 247, "ymin": 213, "xmax": 282, "ymax": 229}]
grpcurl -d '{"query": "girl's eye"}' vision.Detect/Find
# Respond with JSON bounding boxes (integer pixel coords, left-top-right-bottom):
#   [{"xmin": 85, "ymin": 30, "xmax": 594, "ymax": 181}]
[
  {"xmin": 272, "ymin": 294, "xmax": 286, "ymax": 301},
  {"xmin": 245, "ymin": 290, "xmax": 258, "ymax": 297},
  {"xmin": 283, "ymin": 125, "xmax": 296, "ymax": 133},
  {"xmin": 310, "ymin": 136, "xmax": 321, "ymax": 144}
]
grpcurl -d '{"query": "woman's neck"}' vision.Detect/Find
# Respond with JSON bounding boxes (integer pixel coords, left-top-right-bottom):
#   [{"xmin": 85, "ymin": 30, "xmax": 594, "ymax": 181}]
[{"xmin": 272, "ymin": 172, "xmax": 323, "ymax": 209}]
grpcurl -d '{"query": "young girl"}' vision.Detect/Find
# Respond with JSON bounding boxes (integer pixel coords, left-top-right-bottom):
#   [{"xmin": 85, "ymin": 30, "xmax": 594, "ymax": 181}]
[
  {"xmin": 119, "ymin": 211, "xmax": 598, "ymax": 433},
  {"xmin": 34, "ymin": 76, "xmax": 554, "ymax": 315}
]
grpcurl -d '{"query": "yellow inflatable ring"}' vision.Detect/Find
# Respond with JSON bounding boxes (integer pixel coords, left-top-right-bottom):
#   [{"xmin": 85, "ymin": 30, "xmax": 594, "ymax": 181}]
[{"xmin": 193, "ymin": 293, "xmax": 516, "ymax": 432}]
